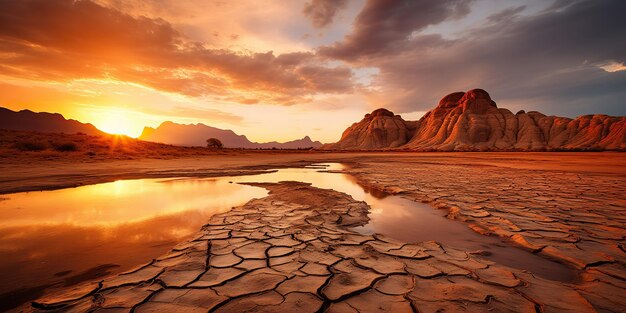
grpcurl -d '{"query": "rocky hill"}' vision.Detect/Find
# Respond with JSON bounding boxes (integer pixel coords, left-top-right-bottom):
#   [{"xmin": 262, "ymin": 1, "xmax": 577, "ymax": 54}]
[
  {"xmin": 322, "ymin": 109, "xmax": 418, "ymax": 149},
  {"xmin": 140, "ymin": 121, "xmax": 322, "ymax": 149},
  {"xmin": 322, "ymin": 89, "xmax": 626, "ymax": 151},
  {"xmin": 0, "ymin": 107, "xmax": 103, "ymax": 135}
]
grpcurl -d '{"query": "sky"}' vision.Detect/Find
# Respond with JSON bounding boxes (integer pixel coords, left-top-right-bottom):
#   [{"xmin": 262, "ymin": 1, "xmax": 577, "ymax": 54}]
[{"xmin": 0, "ymin": 0, "xmax": 624, "ymax": 141}]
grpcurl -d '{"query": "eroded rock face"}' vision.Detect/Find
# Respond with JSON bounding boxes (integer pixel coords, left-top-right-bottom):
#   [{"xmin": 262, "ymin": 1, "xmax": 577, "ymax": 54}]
[
  {"xmin": 325, "ymin": 89, "xmax": 626, "ymax": 151},
  {"xmin": 407, "ymin": 89, "xmax": 626, "ymax": 151},
  {"xmin": 322, "ymin": 108, "xmax": 418, "ymax": 150}
]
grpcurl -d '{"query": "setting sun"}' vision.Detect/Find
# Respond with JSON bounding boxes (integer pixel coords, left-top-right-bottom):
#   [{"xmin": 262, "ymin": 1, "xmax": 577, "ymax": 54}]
[{"xmin": 94, "ymin": 109, "xmax": 140, "ymax": 137}]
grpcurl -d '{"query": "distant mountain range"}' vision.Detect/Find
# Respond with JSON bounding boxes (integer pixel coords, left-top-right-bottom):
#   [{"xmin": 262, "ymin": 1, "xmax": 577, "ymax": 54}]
[
  {"xmin": 322, "ymin": 89, "xmax": 626, "ymax": 151},
  {"xmin": 139, "ymin": 122, "xmax": 322, "ymax": 149},
  {"xmin": 0, "ymin": 107, "xmax": 103, "ymax": 135},
  {"xmin": 0, "ymin": 107, "xmax": 322, "ymax": 149}
]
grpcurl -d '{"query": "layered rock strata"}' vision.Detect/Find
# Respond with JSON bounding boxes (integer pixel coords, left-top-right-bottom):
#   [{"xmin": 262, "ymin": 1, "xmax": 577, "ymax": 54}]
[
  {"xmin": 322, "ymin": 108, "xmax": 418, "ymax": 150},
  {"xmin": 323, "ymin": 89, "xmax": 626, "ymax": 151}
]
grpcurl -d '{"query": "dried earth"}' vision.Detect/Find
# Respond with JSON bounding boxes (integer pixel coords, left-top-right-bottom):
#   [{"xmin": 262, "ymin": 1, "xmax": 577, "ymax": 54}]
[
  {"xmin": 4, "ymin": 152, "xmax": 625, "ymax": 312},
  {"xmin": 342, "ymin": 158, "xmax": 626, "ymax": 312},
  {"xmin": 24, "ymin": 182, "xmax": 610, "ymax": 313}
]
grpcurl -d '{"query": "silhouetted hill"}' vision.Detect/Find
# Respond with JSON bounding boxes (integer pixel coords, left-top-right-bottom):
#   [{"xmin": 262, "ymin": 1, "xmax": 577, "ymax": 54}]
[
  {"xmin": 140, "ymin": 121, "xmax": 322, "ymax": 149},
  {"xmin": 0, "ymin": 107, "xmax": 103, "ymax": 135},
  {"xmin": 322, "ymin": 89, "xmax": 626, "ymax": 151}
]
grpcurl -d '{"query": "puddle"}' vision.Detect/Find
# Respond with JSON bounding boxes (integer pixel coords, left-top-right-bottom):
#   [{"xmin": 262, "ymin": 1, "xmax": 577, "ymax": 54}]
[
  {"xmin": 0, "ymin": 178, "xmax": 268, "ymax": 310},
  {"xmin": 348, "ymin": 193, "xmax": 578, "ymax": 282},
  {"xmin": 0, "ymin": 163, "xmax": 577, "ymax": 310},
  {"xmin": 229, "ymin": 164, "xmax": 578, "ymax": 283}
]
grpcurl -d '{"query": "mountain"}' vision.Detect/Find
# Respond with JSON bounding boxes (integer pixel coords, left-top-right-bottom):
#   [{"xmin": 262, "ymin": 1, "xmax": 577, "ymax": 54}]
[
  {"xmin": 322, "ymin": 89, "xmax": 626, "ymax": 151},
  {"xmin": 139, "ymin": 121, "xmax": 250, "ymax": 147},
  {"xmin": 139, "ymin": 121, "xmax": 322, "ymax": 149},
  {"xmin": 0, "ymin": 107, "xmax": 103, "ymax": 135},
  {"xmin": 322, "ymin": 108, "xmax": 418, "ymax": 150},
  {"xmin": 252, "ymin": 136, "xmax": 322, "ymax": 149}
]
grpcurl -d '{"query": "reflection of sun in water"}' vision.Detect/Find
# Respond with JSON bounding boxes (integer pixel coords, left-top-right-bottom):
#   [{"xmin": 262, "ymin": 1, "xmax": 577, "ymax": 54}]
[{"xmin": 96, "ymin": 110, "xmax": 138, "ymax": 137}]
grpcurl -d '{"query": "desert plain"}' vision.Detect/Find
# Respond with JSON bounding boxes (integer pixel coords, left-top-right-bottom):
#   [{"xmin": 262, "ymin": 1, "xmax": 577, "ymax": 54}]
[
  {"xmin": 1, "ymin": 149, "xmax": 624, "ymax": 312},
  {"xmin": 1, "ymin": 0, "xmax": 625, "ymax": 312}
]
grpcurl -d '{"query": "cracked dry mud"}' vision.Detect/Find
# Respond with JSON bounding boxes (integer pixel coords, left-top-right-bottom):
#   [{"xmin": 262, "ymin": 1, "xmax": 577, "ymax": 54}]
[
  {"xmin": 345, "ymin": 161, "xmax": 626, "ymax": 312},
  {"xmin": 25, "ymin": 178, "xmax": 623, "ymax": 313}
]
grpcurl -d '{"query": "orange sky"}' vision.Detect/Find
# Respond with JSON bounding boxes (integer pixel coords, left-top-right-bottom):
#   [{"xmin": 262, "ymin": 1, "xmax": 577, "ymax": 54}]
[
  {"xmin": 0, "ymin": 0, "xmax": 624, "ymax": 141},
  {"xmin": 0, "ymin": 0, "xmax": 378, "ymax": 140}
]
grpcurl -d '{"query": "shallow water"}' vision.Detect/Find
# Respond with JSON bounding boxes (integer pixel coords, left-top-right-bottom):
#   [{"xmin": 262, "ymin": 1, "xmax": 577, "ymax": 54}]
[
  {"xmin": 230, "ymin": 164, "xmax": 577, "ymax": 283},
  {"xmin": 0, "ymin": 177, "xmax": 268, "ymax": 310},
  {"xmin": 0, "ymin": 163, "xmax": 576, "ymax": 310}
]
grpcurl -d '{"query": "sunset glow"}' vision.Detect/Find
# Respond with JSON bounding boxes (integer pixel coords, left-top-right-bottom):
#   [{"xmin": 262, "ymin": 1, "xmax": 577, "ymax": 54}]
[
  {"xmin": 0, "ymin": 1, "xmax": 624, "ymax": 311},
  {"xmin": 94, "ymin": 109, "xmax": 141, "ymax": 137},
  {"xmin": 0, "ymin": 0, "xmax": 623, "ymax": 142}
]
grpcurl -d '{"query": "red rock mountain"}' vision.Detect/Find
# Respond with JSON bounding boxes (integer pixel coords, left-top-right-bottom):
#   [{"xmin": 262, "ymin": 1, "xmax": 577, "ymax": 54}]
[
  {"xmin": 322, "ymin": 109, "xmax": 418, "ymax": 150},
  {"xmin": 140, "ymin": 121, "xmax": 322, "ymax": 149},
  {"xmin": 323, "ymin": 89, "xmax": 626, "ymax": 151},
  {"xmin": 0, "ymin": 107, "xmax": 103, "ymax": 135}
]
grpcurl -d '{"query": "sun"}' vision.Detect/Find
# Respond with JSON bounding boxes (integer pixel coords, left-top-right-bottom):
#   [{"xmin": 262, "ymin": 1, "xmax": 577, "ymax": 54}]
[{"xmin": 95, "ymin": 110, "xmax": 140, "ymax": 137}]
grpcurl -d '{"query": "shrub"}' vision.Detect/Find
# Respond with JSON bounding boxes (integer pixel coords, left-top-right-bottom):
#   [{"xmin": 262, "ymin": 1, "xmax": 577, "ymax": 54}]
[
  {"xmin": 206, "ymin": 138, "xmax": 224, "ymax": 149},
  {"xmin": 53, "ymin": 142, "xmax": 78, "ymax": 152},
  {"xmin": 14, "ymin": 141, "xmax": 47, "ymax": 151}
]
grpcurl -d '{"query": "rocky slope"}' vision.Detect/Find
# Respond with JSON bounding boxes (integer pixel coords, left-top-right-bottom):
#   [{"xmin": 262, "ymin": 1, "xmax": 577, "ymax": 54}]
[
  {"xmin": 322, "ymin": 109, "xmax": 418, "ymax": 149},
  {"xmin": 0, "ymin": 107, "xmax": 103, "ymax": 135},
  {"xmin": 323, "ymin": 89, "xmax": 626, "ymax": 151},
  {"xmin": 140, "ymin": 121, "xmax": 322, "ymax": 149}
]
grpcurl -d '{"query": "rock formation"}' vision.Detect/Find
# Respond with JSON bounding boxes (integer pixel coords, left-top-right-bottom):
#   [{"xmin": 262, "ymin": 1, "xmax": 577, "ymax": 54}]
[
  {"xmin": 322, "ymin": 108, "xmax": 418, "ymax": 150},
  {"xmin": 0, "ymin": 107, "xmax": 103, "ymax": 135},
  {"xmin": 140, "ymin": 121, "xmax": 322, "ymax": 149},
  {"xmin": 323, "ymin": 89, "xmax": 626, "ymax": 151}
]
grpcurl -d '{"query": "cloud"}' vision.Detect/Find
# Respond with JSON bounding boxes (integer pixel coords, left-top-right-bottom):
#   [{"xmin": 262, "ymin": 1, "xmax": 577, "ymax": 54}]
[
  {"xmin": 1, "ymin": 0, "xmax": 625, "ymax": 121},
  {"xmin": 303, "ymin": 0, "xmax": 348, "ymax": 28},
  {"xmin": 317, "ymin": 0, "xmax": 472, "ymax": 60},
  {"xmin": 598, "ymin": 61, "xmax": 626, "ymax": 73},
  {"xmin": 169, "ymin": 106, "xmax": 244, "ymax": 124},
  {"xmin": 486, "ymin": 5, "xmax": 526, "ymax": 23},
  {"xmin": 345, "ymin": 0, "xmax": 626, "ymax": 117},
  {"xmin": 0, "ymin": 0, "xmax": 355, "ymax": 105}
]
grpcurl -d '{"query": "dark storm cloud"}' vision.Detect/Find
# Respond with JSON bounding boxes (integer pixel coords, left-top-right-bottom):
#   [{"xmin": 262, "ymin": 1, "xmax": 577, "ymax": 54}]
[
  {"xmin": 303, "ymin": 0, "xmax": 348, "ymax": 28},
  {"xmin": 350, "ymin": 0, "xmax": 626, "ymax": 117},
  {"xmin": 318, "ymin": 0, "xmax": 473, "ymax": 60},
  {"xmin": 0, "ymin": 0, "xmax": 355, "ymax": 105}
]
